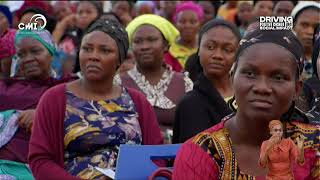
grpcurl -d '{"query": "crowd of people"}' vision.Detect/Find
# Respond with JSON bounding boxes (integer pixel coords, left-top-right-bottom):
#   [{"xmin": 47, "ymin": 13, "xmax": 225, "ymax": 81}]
[{"xmin": 0, "ymin": 1, "xmax": 319, "ymax": 179}]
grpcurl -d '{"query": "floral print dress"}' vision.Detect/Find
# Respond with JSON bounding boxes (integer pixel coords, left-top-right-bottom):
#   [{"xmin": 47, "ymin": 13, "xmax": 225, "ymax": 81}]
[{"xmin": 63, "ymin": 87, "xmax": 142, "ymax": 179}]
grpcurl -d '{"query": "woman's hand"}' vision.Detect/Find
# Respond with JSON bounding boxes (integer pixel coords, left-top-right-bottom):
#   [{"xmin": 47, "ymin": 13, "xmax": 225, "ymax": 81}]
[
  {"xmin": 296, "ymin": 135, "xmax": 304, "ymax": 150},
  {"xmin": 18, "ymin": 109, "xmax": 35, "ymax": 133},
  {"xmin": 266, "ymin": 135, "xmax": 281, "ymax": 150}
]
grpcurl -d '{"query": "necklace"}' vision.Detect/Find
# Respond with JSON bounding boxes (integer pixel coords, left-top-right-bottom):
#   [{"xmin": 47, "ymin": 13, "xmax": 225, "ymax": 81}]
[{"xmin": 128, "ymin": 66, "xmax": 176, "ymax": 109}]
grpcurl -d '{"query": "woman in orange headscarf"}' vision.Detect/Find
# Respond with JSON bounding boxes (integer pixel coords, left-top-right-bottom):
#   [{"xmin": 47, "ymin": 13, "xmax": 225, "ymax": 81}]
[{"xmin": 259, "ymin": 120, "xmax": 305, "ymax": 180}]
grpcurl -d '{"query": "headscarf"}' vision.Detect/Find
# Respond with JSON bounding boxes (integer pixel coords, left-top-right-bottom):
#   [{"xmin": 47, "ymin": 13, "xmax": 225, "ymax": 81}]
[
  {"xmin": 0, "ymin": 5, "xmax": 12, "ymax": 26},
  {"xmin": 126, "ymin": 14, "xmax": 180, "ymax": 46},
  {"xmin": 84, "ymin": 19, "xmax": 129, "ymax": 64},
  {"xmin": 15, "ymin": 29, "xmax": 56, "ymax": 56},
  {"xmin": 268, "ymin": 120, "xmax": 283, "ymax": 130},
  {"xmin": 236, "ymin": 29, "xmax": 305, "ymax": 76},
  {"xmin": 0, "ymin": 29, "xmax": 16, "ymax": 60},
  {"xmin": 291, "ymin": 1, "xmax": 320, "ymax": 23},
  {"xmin": 13, "ymin": 29, "xmax": 64, "ymax": 79},
  {"xmin": 173, "ymin": 1, "xmax": 204, "ymax": 23},
  {"xmin": 312, "ymin": 24, "xmax": 320, "ymax": 78}
]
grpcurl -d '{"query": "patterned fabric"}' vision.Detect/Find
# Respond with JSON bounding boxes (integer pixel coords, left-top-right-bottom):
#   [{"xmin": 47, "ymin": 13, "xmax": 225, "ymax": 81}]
[
  {"xmin": 169, "ymin": 41, "xmax": 197, "ymax": 69},
  {"xmin": 173, "ymin": 115, "xmax": 319, "ymax": 180},
  {"xmin": 123, "ymin": 65, "xmax": 193, "ymax": 109},
  {"xmin": 237, "ymin": 29, "xmax": 305, "ymax": 75},
  {"xmin": 63, "ymin": 87, "xmax": 142, "ymax": 179},
  {"xmin": 0, "ymin": 110, "xmax": 19, "ymax": 148},
  {"xmin": 15, "ymin": 29, "xmax": 56, "ymax": 56}
]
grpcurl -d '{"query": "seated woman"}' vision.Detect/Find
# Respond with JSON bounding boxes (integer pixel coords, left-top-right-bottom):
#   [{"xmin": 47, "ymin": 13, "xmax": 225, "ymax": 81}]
[
  {"xmin": 173, "ymin": 19, "xmax": 241, "ymax": 143},
  {"xmin": 164, "ymin": 1, "xmax": 203, "ymax": 72},
  {"xmin": 0, "ymin": 29, "xmax": 74, "ymax": 163},
  {"xmin": 173, "ymin": 29, "xmax": 319, "ymax": 179},
  {"xmin": 123, "ymin": 14, "xmax": 193, "ymax": 144},
  {"xmin": 29, "ymin": 19, "xmax": 163, "ymax": 180}
]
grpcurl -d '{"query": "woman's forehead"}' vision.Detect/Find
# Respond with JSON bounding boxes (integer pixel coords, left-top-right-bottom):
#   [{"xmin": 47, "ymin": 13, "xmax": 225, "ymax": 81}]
[
  {"xmin": 133, "ymin": 24, "xmax": 162, "ymax": 38},
  {"xmin": 238, "ymin": 43, "xmax": 296, "ymax": 70}
]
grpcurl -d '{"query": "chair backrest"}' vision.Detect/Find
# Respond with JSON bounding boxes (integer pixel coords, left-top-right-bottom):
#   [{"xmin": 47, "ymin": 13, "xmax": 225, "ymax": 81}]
[{"xmin": 114, "ymin": 144, "xmax": 181, "ymax": 180}]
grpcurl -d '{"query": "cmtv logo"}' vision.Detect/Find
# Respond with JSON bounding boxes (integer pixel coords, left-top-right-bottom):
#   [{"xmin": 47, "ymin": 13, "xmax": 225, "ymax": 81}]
[{"xmin": 18, "ymin": 14, "xmax": 47, "ymax": 30}]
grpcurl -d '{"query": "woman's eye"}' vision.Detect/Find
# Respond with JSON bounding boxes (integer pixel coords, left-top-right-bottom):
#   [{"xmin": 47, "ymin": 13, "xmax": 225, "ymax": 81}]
[
  {"xmin": 101, "ymin": 49, "xmax": 111, "ymax": 54},
  {"xmin": 243, "ymin": 71, "xmax": 255, "ymax": 78},
  {"xmin": 133, "ymin": 39, "xmax": 142, "ymax": 44},
  {"xmin": 82, "ymin": 46, "xmax": 90, "ymax": 52},
  {"xmin": 207, "ymin": 44, "xmax": 214, "ymax": 50},
  {"xmin": 273, "ymin": 74, "xmax": 285, "ymax": 81}
]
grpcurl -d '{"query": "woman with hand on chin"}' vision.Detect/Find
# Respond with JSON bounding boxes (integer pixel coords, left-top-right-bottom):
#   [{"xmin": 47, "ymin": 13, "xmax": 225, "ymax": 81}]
[
  {"xmin": 259, "ymin": 120, "xmax": 305, "ymax": 180},
  {"xmin": 29, "ymin": 19, "xmax": 163, "ymax": 180}
]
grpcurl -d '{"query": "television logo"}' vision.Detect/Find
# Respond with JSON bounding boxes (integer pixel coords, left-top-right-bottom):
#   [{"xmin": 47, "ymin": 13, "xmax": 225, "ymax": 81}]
[
  {"xmin": 18, "ymin": 14, "xmax": 47, "ymax": 30},
  {"xmin": 259, "ymin": 16, "xmax": 293, "ymax": 30}
]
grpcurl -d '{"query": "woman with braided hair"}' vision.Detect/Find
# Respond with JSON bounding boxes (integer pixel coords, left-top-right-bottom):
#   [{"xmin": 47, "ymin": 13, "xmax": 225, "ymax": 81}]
[
  {"xmin": 29, "ymin": 19, "xmax": 163, "ymax": 180},
  {"xmin": 173, "ymin": 29, "xmax": 319, "ymax": 179}
]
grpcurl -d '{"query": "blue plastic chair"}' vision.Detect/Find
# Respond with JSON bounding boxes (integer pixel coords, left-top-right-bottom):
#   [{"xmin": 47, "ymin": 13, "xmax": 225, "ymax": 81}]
[{"xmin": 114, "ymin": 144, "xmax": 181, "ymax": 180}]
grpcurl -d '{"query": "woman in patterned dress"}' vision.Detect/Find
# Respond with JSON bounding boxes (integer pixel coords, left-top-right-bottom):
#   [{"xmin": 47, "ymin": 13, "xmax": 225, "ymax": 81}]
[
  {"xmin": 122, "ymin": 14, "xmax": 193, "ymax": 144},
  {"xmin": 173, "ymin": 29, "xmax": 319, "ymax": 180},
  {"xmin": 29, "ymin": 19, "xmax": 163, "ymax": 180}
]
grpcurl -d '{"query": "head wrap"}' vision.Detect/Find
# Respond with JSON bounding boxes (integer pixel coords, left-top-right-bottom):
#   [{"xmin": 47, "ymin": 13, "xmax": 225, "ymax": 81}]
[
  {"xmin": 126, "ymin": 14, "xmax": 179, "ymax": 46},
  {"xmin": 198, "ymin": 19, "xmax": 241, "ymax": 47},
  {"xmin": 84, "ymin": 19, "xmax": 129, "ymax": 64},
  {"xmin": 235, "ymin": 29, "xmax": 305, "ymax": 76},
  {"xmin": 173, "ymin": 1, "xmax": 204, "ymax": 23},
  {"xmin": 0, "ymin": 29, "xmax": 16, "ymax": 60},
  {"xmin": 14, "ymin": 29, "xmax": 56, "ymax": 56},
  {"xmin": 312, "ymin": 24, "xmax": 320, "ymax": 78},
  {"xmin": 268, "ymin": 120, "xmax": 283, "ymax": 130},
  {"xmin": 0, "ymin": 5, "xmax": 12, "ymax": 26},
  {"xmin": 291, "ymin": 1, "xmax": 320, "ymax": 23}
]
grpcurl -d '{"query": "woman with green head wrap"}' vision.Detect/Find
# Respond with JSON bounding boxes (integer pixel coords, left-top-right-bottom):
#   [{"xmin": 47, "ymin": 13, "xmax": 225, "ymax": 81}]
[
  {"xmin": 0, "ymin": 29, "xmax": 75, "ymax": 168},
  {"xmin": 121, "ymin": 14, "xmax": 193, "ymax": 144}
]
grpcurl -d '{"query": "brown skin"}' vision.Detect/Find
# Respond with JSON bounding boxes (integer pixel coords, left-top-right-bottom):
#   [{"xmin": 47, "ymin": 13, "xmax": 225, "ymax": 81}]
[
  {"xmin": 294, "ymin": 9, "xmax": 320, "ymax": 60},
  {"xmin": 131, "ymin": 24, "xmax": 168, "ymax": 85},
  {"xmin": 67, "ymin": 30, "xmax": 122, "ymax": 101},
  {"xmin": 15, "ymin": 38, "xmax": 53, "ymax": 133},
  {"xmin": 199, "ymin": 26, "xmax": 238, "ymax": 98},
  {"xmin": 76, "ymin": 1, "xmax": 99, "ymax": 31},
  {"xmin": 136, "ymin": 4, "xmax": 154, "ymax": 15},
  {"xmin": 53, "ymin": 2, "xmax": 73, "ymax": 22},
  {"xmin": 238, "ymin": 2, "xmax": 253, "ymax": 27},
  {"xmin": 198, "ymin": 1, "xmax": 215, "ymax": 25},
  {"xmin": 16, "ymin": 38, "xmax": 52, "ymax": 80},
  {"xmin": 225, "ymin": 43, "xmax": 302, "ymax": 176},
  {"xmin": 112, "ymin": 1, "xmax": 132, "ymax": 26},
  {"xmin": 253, "ymin": 1, "xmax": 273, "ymax": 17},
  {"xmin": 175, "ymin": 10, "xmax": 200, "ymax": 49},
  {"xmin": 273, "ymin": 1, "xmax": 294, "ymax": 17},
  {"xmin": 160, "ymin": 1, "xmax": 177, "ymax": 21}
]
